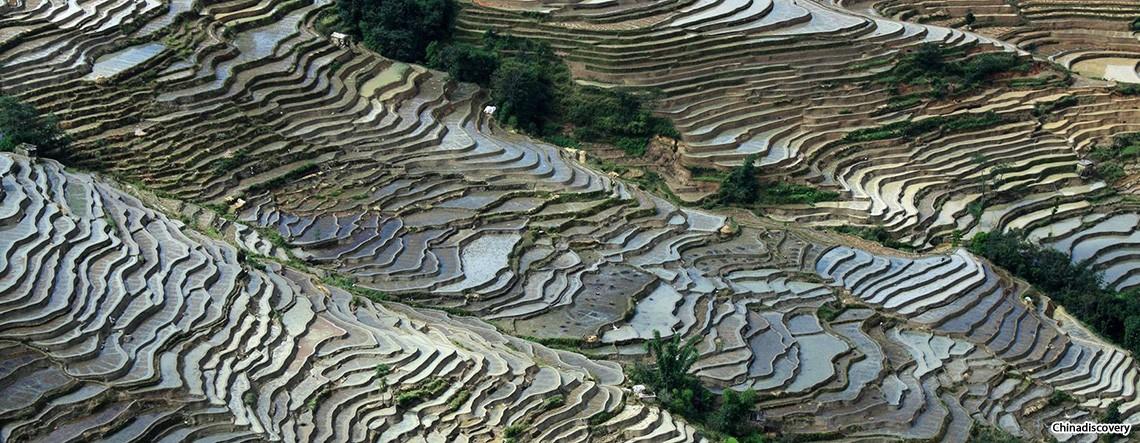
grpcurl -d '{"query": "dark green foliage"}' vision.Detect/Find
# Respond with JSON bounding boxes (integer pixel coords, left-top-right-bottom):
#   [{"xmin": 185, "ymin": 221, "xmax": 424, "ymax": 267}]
[
  {"xmin": 960, "ymin": 52, "xmax": 1027, "ymax": 84},
  {"xmin": 1103, "ymin": 400, "xmax": 1124, "ymax": 423},
  {"xmin": 425, "ymin": 41, "xmax": 499, "ymax": 85},
  {"xmin": 688, "ymin": 166, "xmax": 728, "ymax": 183},
  {"xmin": 717, "ymin": 154, "xmax": 760, "ymax": 204},
  {"xmin": 1047, "ymin": 389, "xmax": 1073, "ymax": 407},
  {"xmin": 968, "ymin": 230, "xmax": 1140, "ymax": 359},
  {"xmin": 541, "ymin": 394, "xmax": 565, "ymax": 410},
  {"xmin": 335, "ymin": 0, "xmax": 455, "ymax": 62},
  {"xmin": 817, "ymin": 301, "xmax": 846, "ymax": 322},
  {"xmin": 588, "ymin": 409, "xmax": 619, "ymax": 426},
  {"xmin": 1131, "ymin": 17, "xmax": 1140, "ymax": 32},
  {"xmin": 1091, "ymin": 133, "xmax": 1140, "ymax": 163},
  {"xmin": 713, "ymin": 154, "xmax": 838, "ymax": 207},
  {"xmin": 491, "ymin": 58, "xmax": 554, "ymax": 132},
  {"xmin": 543, "ymin": 134, "xmax": 580, "ymax": 148},
  {"xmin": 708, "ymin": 389, "xmax": 757, "ymax": 436},
  {"xmin": 245, "ymin": 163, "xmax": 319, "ymax": 195},
  {"xmin": 1116, "ymin": 82, "xmax": 1140, "ymax": 95},
  {"xmin": 630, "ymin": 331, "xmax": 714, "ymax": 419},
  {"xmin": 614, "ymin": 137, "xmax": 647, "ymax": 156},
  {"xmin": 430, "ymin": 32, "xmax": 677, "ymax": 155},
  {"xmin": 1126, "ymin": 316, "xmax": 1140, "ymax": 357},
  {"xmin": 0, "ymin": 95, "xmax": 69, "ymax": 154},
  {"xmin": 723, "ymin": 436, "xmax": 767, "ymax": 443},
  {"xmin": 969, "ymin": 425, "xmax": 1022, "ymax": 442},
  {"xmin": 843, "ymin": 112, "xmax": 1004, "ymax": 143},
  {"xmin": 831, "ymin": 225, "xmax": 915, "ymax": 251},
  {"xmin": 875, "ymin": 94, "xmax": 924, "ymax": 115},
  {"xmin": 1032, "ymin": 95, "xmax": 1078, "ymax": 117},
  {"xmin": 447, "ymin": 389, "xmax": 470, "ymax": 411},
  {"xmin": 758, "ymin": 182, "xmax": 839, "ymax": 205},
  {"xmin": 564, "ymin": 86, "xmax": 677, "ymax": 148},
  {"xmin": 322, "ymin": 273, "xmax": 390, "ymax": 302},
  {"xmin": 1101, "ymin": 400, "xmax": 1126, "ymax": 442},
  {"xmin": 1095, "ymin": 161, "xmax": 1126, "ymax": 182},
  {"xmin": 1088, "ymin": 133, "xmax": 1138, "ymax": 183},
  {"xmin": 645, "ymin": 330, "xmax": 702, "ymax": 394},
  {"xmin": 633, "ymin": 332, "xmax": 765, "ymax": 441},
  {"xmin": 396, "ymin": 377, "xmax": 449, "ymax": 408},
  {"xmin": 964, "ymin": 11, "xmax": 976, "ymax": 26},
  {"xmin": 878, "ymin": 44, "xmax": 1029, "ymax": 96}
]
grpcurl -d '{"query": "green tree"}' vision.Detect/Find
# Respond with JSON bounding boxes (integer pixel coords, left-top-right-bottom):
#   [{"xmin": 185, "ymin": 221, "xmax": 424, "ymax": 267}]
[
  {"xmin": 0, "ymin": 95, "xmax": 69, "ymax": 153},
  {"xmin": 710, "ymin": 388, "xmax": 758, "ymax": 435},
  {"xmin": 490, "ymin": 58, "xmax": 553, "ymax": 132},
  {"xmin": 426, "ymin": 42, "xmax": 499, "ymax": 85},
  {"xmin": 1125, "ymin": 316, "xmax": 1140, "ymax": 357},
  {"xmin": 646, "ymin": 330, "xmax": 701, "ymax": 392},
  {"xmin": 338, "ymin": 0, "xmax": 455, "ymax": 62},
  {"xmin": 718, "ymin": 154, "xmax": 760, "ymax": 204}
]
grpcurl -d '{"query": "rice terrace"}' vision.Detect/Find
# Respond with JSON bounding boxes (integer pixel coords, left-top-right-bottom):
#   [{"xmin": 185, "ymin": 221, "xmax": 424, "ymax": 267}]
[{"xmin": 4, "ymin": 0, "xmax": 1140, "ymax": 441}]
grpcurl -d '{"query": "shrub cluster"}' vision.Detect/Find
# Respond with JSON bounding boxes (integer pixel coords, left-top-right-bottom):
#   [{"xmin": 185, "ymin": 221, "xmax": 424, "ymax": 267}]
[
  {"xmin": 842, "ymin": 111, "xmax": 1004, "ymax": 143},
  {"xmin": 395, "ymin": 377, "xmax": 450, "ymax": 408},
  {"xmin": 969, "ymin": 230, "xmax": 1140, "ymax": 358},
  {"xmin": 1089, "ymin": 132, "xmax": 1139, "ymax": 182},
  {"xmin": 713, "ymin": 154, "xmax": 838, "ymax": 207},
  {"xmin": 877, "ymin": 43, "xmax": 1030, "ymax": 97},
  {"xmin": 0, "ymin": 95, "xmax": 70, "ymax": 154},
  {"xmin": 428, "ymin": 32, "xmax": 677, "ymax": 154},
  {"xmin": 332, "ymin": 2, "xmax": 677, "ymax": 156},
  {"xmin": 334, "ymin": 0, "xmax": 454, "ymax": 62},
  {"xmin": 631, "ymin": 332, "xmax": 766, "ymax": 442},
  {"xmin": 831, "ymin": 225, "xmax": 915, "ymax": 251},
  {"xmin": 1117, "ymin": 82, "xmax": 1140, "ymax": 95}
]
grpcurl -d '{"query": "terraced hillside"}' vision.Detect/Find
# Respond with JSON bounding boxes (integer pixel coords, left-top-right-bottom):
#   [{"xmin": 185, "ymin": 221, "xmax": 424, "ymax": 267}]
[
  {"xmin": 4, "ymin": 0, "xmax": 1140, "ymax": 440},
  {"xmin": 873, "ymin": 0, "xmax": 1140, "ymax": 77},
  {"xmin": 453, "ymin": 0, "xmax": 1140, "ymax": 282},
  {"xmin": 0, "ymin": 154, "xmax": 706, "ymax": 442}
]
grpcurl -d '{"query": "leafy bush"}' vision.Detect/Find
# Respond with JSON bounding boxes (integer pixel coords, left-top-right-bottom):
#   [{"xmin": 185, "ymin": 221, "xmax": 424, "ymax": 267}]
[
  {"xmin": 713, "ymin": 154, "xmax": 838, "ymax": 207},
  {"xmin": 244, "ymin": 163, "xmax": 318, "ymax": 195},
  {"xmin": 396, "ymin": 377, "xmax": 450, "ymax": 408},
  {"xmin": 1132, "ymin": 17, "xmax": 1140, "ymax": 32},
  {"xmin": 1047, "ymin": 390, "xmax": 1073, "ymax": 407},
  {"xmin": 432, "ymin": 32, "xmax": 677, "ymax": 155},
  {"xmin": 878, "ymin": 43, "xmax": 1029, "ymax": 95},
  {"xmin": 503, "ymin": 424, "xmax": 525, "ymax": 440},
  {"xmin": 969, "ymin": 230, "xmax": 1140, "ymax": 359},
  {"xmin": 1032, "ymin": 96, "xmax": 1077, "ymax": 117},
  {"xmin": 831, "ymin": 225, "xmax": 914, "ymax": 251},
  {"xmin": 335, "ymin": 0, "xmax": 454, "ymax": 62},
  {"xmin": 634, "ymin": 332, "xmax": 767, "ymax": 441},
  {"xmin": 969, "ymin": 425, "xmax": 1022, "ymax": 443},
  {"xmin": 708, "ymin": 389, "xmax": 757, "ymax": 436},
  {"xmin": 843, "ymin": 112, "xmax": 1004, "ymax": 143},
  {"xmin": 1116, "ymin": 82, "xmax": 1140, "ymax": 95},
  {"xmin": 717, "ymin": 154, "xmax": 760, "ymax": 204},
  {"xmin": 0, "ymin": 95, "xmax": 69, "ymax": 154},
  {"xmin": 758, "ymin": 182, "xmax": 839, "ymax": 205},
  {"xmin": 1095, "ymin": 161, "xmax": 1126, "ymax": 182},
  {"xmin": 447, "ymin": 389, "xmax": 470, "ymax": 411},
  {"xmin": 426, "ymin": 41, "xmax": 499, "ymax": 85},
  {"xmin": 491, "ymin": 58, "xmax": 555, "ymax": 132},
  {"xmin": 564, "ymin": 86, "xmax": 677, "ymax": 149},
  {"xmin": 614, "ymin": 137, "xmax": 648, "ymax": 156},
  {"xmin": 961, "ymin": 52, "xmax": 1027, "ymax": 84}
]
